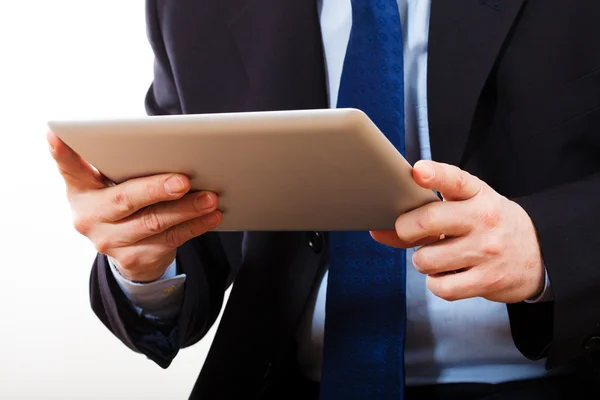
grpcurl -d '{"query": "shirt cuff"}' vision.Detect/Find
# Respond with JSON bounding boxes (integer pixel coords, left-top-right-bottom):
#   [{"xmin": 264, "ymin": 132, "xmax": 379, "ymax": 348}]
[
  {"xmin": 525, "ymin": 266, "xmax": 553, "ymax": 303},
  {"xmin": 108, "ymin": 256, "xmax": 186, "ymax": 321}
]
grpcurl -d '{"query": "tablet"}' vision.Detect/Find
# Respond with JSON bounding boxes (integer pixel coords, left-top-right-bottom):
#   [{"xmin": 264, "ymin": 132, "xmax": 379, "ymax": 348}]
[{"xmin": 48, "ymin": 108, "xmax": 439, "ymax": 231}]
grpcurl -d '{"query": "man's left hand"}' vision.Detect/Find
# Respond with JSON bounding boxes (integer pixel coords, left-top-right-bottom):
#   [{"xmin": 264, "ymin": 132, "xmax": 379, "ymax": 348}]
[{"xmin": 371, "ymin": 160, "xmax": 545, "ymax": 304}]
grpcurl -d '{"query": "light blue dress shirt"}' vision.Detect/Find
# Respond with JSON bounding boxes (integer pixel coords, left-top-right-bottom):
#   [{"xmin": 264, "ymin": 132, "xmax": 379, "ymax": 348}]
[{"xmin": 110, "ymin": 0, "xmax": 553, "ymax": 386}]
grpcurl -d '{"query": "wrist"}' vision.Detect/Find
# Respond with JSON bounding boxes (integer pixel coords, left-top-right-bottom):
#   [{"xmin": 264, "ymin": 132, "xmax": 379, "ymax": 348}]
[{"xmin": 110, "ymin": 252, "xmax": 176, "ymax": 283}]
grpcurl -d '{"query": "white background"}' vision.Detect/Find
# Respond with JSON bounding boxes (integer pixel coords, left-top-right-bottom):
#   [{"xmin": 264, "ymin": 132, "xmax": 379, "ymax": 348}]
[{"xmin": 0, "ymin": 2, "xmax": 220, "ymax": 398}]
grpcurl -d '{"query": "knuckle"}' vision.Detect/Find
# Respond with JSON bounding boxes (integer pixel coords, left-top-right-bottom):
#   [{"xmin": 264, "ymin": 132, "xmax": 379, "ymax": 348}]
[
  {"xmin": 164, "ymin": 228, "xmax": 183, "ymax": 248},
  {"xmin": 478, "ymin": 207, "xmax": 501, "ymax": 229},
  {"xmin": 394, "ymin": 220, "xmax": 410, "ymax": 242},
  {"xmin": 419, "ymin": 206, "xmax": 439, "ymax": 231},
  {"xmin": 73, "ymin": 215, "xmax": 91, "ymax": 236},
  {"xmin": 141, "ymin": 207, "xmax": 164, "ymax": 234},
  {"xmin": 94, "ymin": 238, "xmax": 112, "ymax": 255},
  {"xmin": 412, "ymin": 251, "xmax": 430, "ymax": 273},
  {"xmin": 453, "ymin": 171, "xmax": 466, "ymax": 193},
  {"xmin": 111, "ymin": 189, "xmax": 135, "ymax": 215},
  {"xmin": 439, "ymin": 290, "xmax": 458, "ymax": 302},
  {"xmin": 429, "ymin": 278, "xmax": 458, "ymax": 302},
  {"xmin": 117, "ymin": 252, "xmax": 141, "ymax": 272},
  {"xmin": 481, "ymin": 236, "xmax": 503, "ymax": 256}
]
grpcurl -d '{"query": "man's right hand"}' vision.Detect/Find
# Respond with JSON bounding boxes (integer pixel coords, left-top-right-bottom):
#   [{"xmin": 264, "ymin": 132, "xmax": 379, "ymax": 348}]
[{"xmin": 47, "ymin": 131, "xmax": 222, "ymax": 282}]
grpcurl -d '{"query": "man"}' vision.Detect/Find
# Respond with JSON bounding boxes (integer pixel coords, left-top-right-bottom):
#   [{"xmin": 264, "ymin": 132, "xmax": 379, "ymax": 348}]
[{"xmin": 48, "ymin": 0, "xmax": 600, "ymax": 398}]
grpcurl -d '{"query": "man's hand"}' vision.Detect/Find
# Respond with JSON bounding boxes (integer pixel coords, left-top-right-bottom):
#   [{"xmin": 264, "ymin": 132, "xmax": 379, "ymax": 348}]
[
  {"xmin": 47, "ymin": 131, "xmax": 222, "ymax": 282},
  {"xmin": 371, "ymin": 160, "xmax": 545, "ymax": 304}
]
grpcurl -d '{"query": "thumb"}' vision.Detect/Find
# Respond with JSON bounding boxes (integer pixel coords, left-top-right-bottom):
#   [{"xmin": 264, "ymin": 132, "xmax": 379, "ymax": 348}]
[
  {"xmin": 47, "ymin": 131, "xmax": 106, "ymax": 192},
  {"xmin": 412, "ymin": 160, "xmax": 481, "ymax": 201}
]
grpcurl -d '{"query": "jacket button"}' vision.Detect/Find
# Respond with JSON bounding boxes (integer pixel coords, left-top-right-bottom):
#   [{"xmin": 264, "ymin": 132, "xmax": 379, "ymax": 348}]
[
  {"xmin": 584, "ymin": 336, "xmax": 600, "ymax": 351},
  {"xmin": 308, "ymin": 232, "xmax": 323, "ymax": 253}
]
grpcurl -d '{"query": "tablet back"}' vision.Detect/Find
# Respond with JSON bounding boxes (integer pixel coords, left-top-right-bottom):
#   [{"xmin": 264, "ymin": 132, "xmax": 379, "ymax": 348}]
[{"xmin": 48, "ymin": 108, "xmax": 438, "ymax": 231}]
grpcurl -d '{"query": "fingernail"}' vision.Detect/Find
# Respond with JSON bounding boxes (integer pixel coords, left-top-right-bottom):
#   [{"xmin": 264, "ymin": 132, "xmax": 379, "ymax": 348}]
[
  {"xmin": 206, "ymin": 211, "xmax": 221, "ymax": 226},
  {"xmin": 195, "ymin": 192, "xmax": 215, "ymax": 210},
  {"xmin": 49, "ymin": 142, "xmax": 55, "ymax": 152},
  {"xmin": 420, "ymin": 162, "xmax": 435, "ymax": 180},
  {"xmin": 164, "ymin": 175, "xmax": 185, "ymax": 194}
]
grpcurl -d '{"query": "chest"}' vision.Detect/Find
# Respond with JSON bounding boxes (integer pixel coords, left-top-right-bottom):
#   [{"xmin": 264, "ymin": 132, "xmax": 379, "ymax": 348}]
[{"xmin": 149, "ymin": 0, "xmax": 600, "ymax": 195}]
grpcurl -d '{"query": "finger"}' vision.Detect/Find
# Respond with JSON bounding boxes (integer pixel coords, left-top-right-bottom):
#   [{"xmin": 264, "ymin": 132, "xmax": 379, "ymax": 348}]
[
  {"xmin": 111, "ymin": 192, "xmax": 219, "ymax": 245},
  {"xmin": 394, "ymin": 201, "xmax": 473, "ymax": 244},
  {"xmin": 426, "ymin": 268, "xmax": 483, "ymax": 302},
  {"xmin": 105, "ymin": 211, "xmax": 223, "ymax": 280},
  {"xmin": 156, "ymin": 210, "xmax": 223, "ymax": 249},
  {"xmin": 47, "ymin": 131, "xmax": 105, "ymax": 191},
  {"xmin": 97, "ymin": 173, "xmax": 193, "ymax": 222},
  {"xmin": 370, "ymin": 230, "xmax": 440, "ymax": 249},
  {"xmin": 413, "ymin": 160, "xmax": 482, "ymax": 201},
  {"xmin": 412, "ymin": 237, "xmax": 484, "ymax": 275}
]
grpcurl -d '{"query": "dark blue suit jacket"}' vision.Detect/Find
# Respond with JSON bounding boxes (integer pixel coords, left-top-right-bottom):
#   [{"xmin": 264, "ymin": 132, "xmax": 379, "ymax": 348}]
[{"xmin": 90, "ymin": 0, "xmax": 600, "ymax": 398}]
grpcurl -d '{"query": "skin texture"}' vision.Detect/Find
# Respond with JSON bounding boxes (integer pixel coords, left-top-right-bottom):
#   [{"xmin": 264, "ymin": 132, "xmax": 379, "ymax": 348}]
[
  {"xmin": 371, "ymin": 160, "xmax": 545, "ymax": 304},
  {"xmin": 47, "ymin": 131, "xmax": 222, "ymax": 282}
]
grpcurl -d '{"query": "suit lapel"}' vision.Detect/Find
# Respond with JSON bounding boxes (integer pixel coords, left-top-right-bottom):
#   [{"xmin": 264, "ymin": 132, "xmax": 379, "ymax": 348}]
[
  {"xmin": 220, "ymin": 0, "xmax": 328, "ymax": 111},
  {"xmin": 427, "ymin": 0, "xmax": 525, "ymax": 166}
]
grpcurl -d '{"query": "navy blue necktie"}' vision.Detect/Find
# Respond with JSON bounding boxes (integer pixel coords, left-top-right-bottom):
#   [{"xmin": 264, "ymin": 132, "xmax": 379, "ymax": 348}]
[{"xmin": 320, "ymin": 1, "xmax": 406, "ymax": 399}]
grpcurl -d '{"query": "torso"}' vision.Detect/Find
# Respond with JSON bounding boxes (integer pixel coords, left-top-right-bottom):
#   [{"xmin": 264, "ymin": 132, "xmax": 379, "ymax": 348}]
[{"xmin": 295, "ymin": 0, "xmax": 547, "ymax": 385}]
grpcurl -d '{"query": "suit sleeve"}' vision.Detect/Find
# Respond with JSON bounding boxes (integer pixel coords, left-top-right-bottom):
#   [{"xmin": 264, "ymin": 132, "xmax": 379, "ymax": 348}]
[
  {"xmin": 90, "ymin": 233, "xmax": 240, "ymax": 368},
  {"xmin": 509, "ymin": 172, "xmax": 600, "ymax": 368},
  {"xmin": 88, "ymin": 1, "xmax": 248, "ymax": 368}
]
